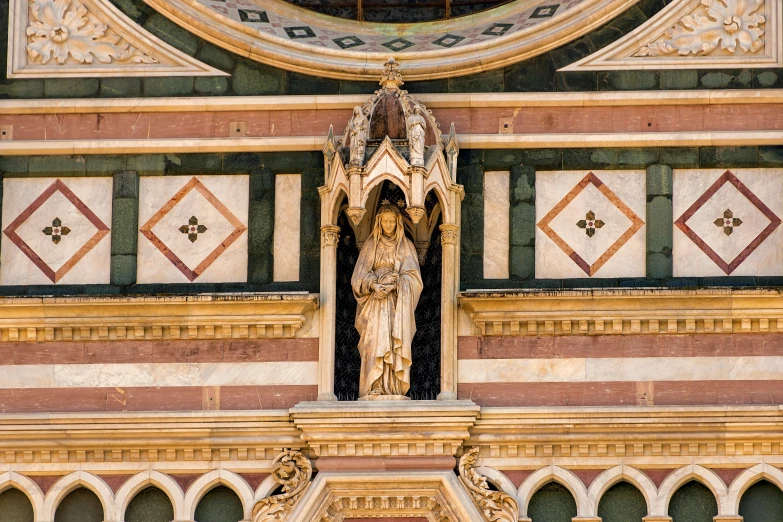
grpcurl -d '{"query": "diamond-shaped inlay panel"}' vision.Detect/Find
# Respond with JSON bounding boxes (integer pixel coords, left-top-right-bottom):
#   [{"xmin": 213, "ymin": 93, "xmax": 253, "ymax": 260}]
[
  {"xmin": 1, "ymin": 177, "xmax": 112, "ymax": 285},
  {"xmin": 138, "ymin": 176, "xmax": 248, "ymax": 283},
  {"xmin": 674, "ymin": 169, "xmax": 783, "ymax": 276},
  {"xmin": 536, "ymin": 171, "xmax": 646, "ymax": 278}
]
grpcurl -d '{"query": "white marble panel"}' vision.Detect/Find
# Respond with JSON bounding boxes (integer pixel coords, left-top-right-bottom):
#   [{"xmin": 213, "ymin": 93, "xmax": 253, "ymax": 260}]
[
  {"xmin": 459, "ymin": 357, "xmax": 783, "ymax": 383},
  {"xmin": 535, "ymin": 170, "xmax": 646, "ymax": 279},
  {"xmin": 273, "ymin": 174, "xmax": 301, "ymax": 282},
  {"xmin": 137, "ymin": 175, "xmax": 249, "ymax": 284},
  {"xmin": 458, "ymin": 358, "xmax": 587, "ymax": 383},
  {"xmin": 1, "ymin": 177, "xmax": 112, "ymax": 285},
  {"xmin": 673, "ymin": 169, "xmax": 783, "ymax": 277},
  {"xmin": 11, "ymin": 361, "xmax": 318, "ymax": 388},
  {"xmin": 483, "ymin": 171, "xmax": 510, "ymax": 279}
]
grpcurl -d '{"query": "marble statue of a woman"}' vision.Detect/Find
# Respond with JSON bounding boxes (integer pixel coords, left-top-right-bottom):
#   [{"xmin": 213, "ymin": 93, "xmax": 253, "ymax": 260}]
[
  {"xmin": 348, "ymin": 105, "xmax": 368, "ymax": 166},
  {"xmin": 408, "ymin": 106, "xmax": 427, "ymax": 167},
  {"xmin": 351, "ymin": 204, "xmax": 423, "ymax": 398}
]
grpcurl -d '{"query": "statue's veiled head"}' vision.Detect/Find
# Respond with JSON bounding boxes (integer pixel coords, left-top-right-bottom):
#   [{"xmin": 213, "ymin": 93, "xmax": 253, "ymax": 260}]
[{"xmin": 373, "ymin": 203, "xmax": 404, "ymax": 244}]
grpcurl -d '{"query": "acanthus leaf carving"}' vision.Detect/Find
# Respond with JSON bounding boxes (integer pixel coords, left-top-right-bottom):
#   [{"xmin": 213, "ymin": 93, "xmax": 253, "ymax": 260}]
[
  {"xmin": 635, "ymin": 0, "xmax": 766, "ymax": 57},
  {"xmin": 252, "ymin": 449, "xmax": 313, "ymax": 522},
  {"xmin": 26, "ymin": 0, "xmax": 158, "ymax": 65},
  {"xmin": 458, "ymin": 448, "xmax": 519, "ymax": 522}
]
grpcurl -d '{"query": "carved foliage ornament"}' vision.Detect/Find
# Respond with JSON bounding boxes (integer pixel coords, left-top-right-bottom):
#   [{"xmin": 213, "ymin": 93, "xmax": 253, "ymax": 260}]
[
  {"xmin": 636, "ymin": 0, "xmax": 765, "ymax": 57},
  {"xmin": 458, "ymin": 448, "xmax": 518, "ymax": 522},
  {"xmin": 252, "ymin": 450, "xmax": 313, "ymax": 522},
  {"xmin": 26, "ymin": 0, "xmax": 157, "ymax": 65}
]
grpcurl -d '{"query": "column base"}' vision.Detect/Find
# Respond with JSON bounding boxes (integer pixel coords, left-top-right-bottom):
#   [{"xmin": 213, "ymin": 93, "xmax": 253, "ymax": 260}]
[
  {"xmin": 317, "ymin": 392, "xmax": 338, "ymax": 401},
  {"xmin": 714, "ymin": 517, "xmax": 743, "ymax": 521},
  {"xmin": 437, "ymin": 391, "xmax": 458, "ymax": 401},
  {"xmin": 643, "ymin": 517, "xmax": 673, "ymax": 522},
  {"xmin": 572, "ymin": 518, "xmax": 602, "ymax": 522}
]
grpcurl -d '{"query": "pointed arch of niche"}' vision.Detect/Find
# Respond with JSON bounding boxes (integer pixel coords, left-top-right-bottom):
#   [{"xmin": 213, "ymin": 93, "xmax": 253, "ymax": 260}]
[
  {"xmin": 8, "ymin": 0, "xmax": 227, "ymax": 78},
  {"xmin": 317, "ymin": 77, "xmax": 463, "ymax": 401}
]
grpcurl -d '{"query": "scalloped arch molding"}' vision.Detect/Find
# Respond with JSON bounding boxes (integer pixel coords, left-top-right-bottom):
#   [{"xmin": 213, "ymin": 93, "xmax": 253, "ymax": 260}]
[{"xmin": 141, "ymin": 0, "xmax": 640, "ymax": 81}]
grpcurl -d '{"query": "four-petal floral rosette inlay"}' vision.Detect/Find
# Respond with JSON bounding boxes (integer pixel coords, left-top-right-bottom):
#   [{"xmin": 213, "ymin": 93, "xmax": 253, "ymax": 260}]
[
  {"xmin": 537, "ymin": 172, "xmax": 645, "ymax": 278},
  {"xmin": 1, "ymin": 178, "xmax": 111, "ymax": 284},
  {"xmin": 139, "ymin": 176, "xmax": 248, "ymax": 283},
  {"xmin": 636, "ymin": 0, "xmax": 766, "ymax": 57},
  {"xmin": 26, "ymin": 0, "xmax": 157, "ymax": 65},
  {"xmin": 674, "ymin": 170, "xmax": 781, "ymax": 275}
]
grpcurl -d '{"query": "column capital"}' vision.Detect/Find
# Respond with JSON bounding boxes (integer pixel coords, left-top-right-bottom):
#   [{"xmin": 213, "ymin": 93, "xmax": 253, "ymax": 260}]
[
  {"xmin": 321, "ymin": 225, "xmax": 341, "ymax": 247},
  {"xmin": 439, "ymin": 223, "xmax": 459, "ymax": 245}
]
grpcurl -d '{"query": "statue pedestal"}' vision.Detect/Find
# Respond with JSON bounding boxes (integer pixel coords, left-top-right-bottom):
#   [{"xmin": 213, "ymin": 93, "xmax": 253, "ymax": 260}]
[{"xmin": 358, "ymin": 395, "xmax": 410, "ymax": 401}]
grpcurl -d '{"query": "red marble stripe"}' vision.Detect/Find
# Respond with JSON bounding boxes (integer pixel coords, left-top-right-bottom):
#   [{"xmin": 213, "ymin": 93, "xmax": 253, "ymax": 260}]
[
  {"xmin": 457, "ymin": 382, "xmax": 638, "ymax": 407},
  {"xmin": 0, "ymin": 338, "xmax": 318, "ymax": 365},
  {"xmin": 457, "ymin": 381, "xmax": 783, "ymax": 406},
  {"xmin": 5, "ymin": 104, "xmax": 783, "ymax": 141},
  {"xmin": 458, "ymin": 334, "xmax": 783, "ymax": 359},
  {"xmin": 0, "ymin": 385, "xmax": 315, "ymax": 412}
]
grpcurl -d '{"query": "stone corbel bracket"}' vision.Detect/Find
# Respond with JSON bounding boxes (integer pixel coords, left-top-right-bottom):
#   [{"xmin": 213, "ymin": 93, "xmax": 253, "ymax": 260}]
[
  {"xmin": 8, "ymin": 0, "xmax": 228, "ymax": 78},
  {"xmin": 459, "ymin": 288, "xmax": 783, "ymax": 336},
  {"xmin": 290, "ymin": 400, "xmax": 480, "ymax": 459},
  {"xmin": 562, "ymin": 0, "xmax": 782, "ymax": 70},
  {"xmin": 458, "ymin": 447, "xmax": 519, "ymax": 522},
  {"xmin": 0, "ymin": 293, "xmax": 318, "ymax": 342},
  {"xmin": 252, "ymin": 449, "xmax": 313, "ymax": 522}
]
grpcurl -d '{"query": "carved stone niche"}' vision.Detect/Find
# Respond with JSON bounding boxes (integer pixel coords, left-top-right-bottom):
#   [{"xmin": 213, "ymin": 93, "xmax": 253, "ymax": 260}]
[{"xmin": 317, "ymin": 58, "xmax": 464, "ymax": 402}]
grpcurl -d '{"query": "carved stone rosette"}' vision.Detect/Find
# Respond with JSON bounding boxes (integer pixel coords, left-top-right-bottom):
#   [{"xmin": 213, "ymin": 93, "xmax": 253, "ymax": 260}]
[
  {"xmin": 252, "ymin": 450, "xmax": 313, "ymax": 522},
  {"xmin": 458, "ymin": 448, "xmax": 519, "ymax": 522}
]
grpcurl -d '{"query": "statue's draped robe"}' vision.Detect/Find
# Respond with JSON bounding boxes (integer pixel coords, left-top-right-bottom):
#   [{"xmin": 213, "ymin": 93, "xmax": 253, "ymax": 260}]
[{"xmin": 351, "ymin": 233, "xmax": 423, "ymax": 397}]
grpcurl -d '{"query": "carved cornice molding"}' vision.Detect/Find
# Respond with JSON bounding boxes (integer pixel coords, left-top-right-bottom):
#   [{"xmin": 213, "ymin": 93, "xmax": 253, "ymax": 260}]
[
  {"xmin": 8, "ymin": 0, "xmax": 227, "ymax": 77},
  {"xmin": 0, "ymin": 410, "xmax": 303, "ymax": 464},
  {"xmin": 290, "ymin": 400, "xmax": 480, "ymax": 458},
  {"xmin": 562, "ymin": 0, "xmax": 782, "ymax": 71},
  {"xmin": 459, "ymin": 288, "xmax": 783, "ymax": 336},
  {"xmin": 143, "ymin": 0, "xmax": 641, "ymax": 81},
  {"xmin": 469, "ymin": 406, "xmax": 783, "ymax": 464},
  {"xmin": 0, "ymin": 293, "xmax": 319, "ymax": 342}
]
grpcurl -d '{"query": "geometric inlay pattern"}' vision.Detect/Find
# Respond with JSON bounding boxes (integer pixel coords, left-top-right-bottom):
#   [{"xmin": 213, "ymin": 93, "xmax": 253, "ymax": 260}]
[
  {"xmin": 1, "ymin": 177, "xmax": 112, "ymax": 285},
  {"xmin": 139, "ymin": 177, "xmax": 248, "ymax": 283},
  {"xmin": 536, "ymin": 171, "xmax": 646, "ymax": 278},
  {"xmin": 194, "ymin": 0, "xmax": 583, "ymax": 53},
  {"xmin": 674, "ymin": 169, "xmax": 782, "ymax": 275}
]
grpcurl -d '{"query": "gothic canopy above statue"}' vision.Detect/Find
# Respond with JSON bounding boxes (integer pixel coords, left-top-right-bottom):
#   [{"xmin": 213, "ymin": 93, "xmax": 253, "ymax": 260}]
[{"xmin": 321, "ymin": 58, "xmax": 462, "ymax": 241}]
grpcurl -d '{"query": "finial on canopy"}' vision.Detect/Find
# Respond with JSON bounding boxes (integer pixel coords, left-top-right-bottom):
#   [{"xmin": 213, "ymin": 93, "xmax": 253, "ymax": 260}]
[{"xmin": 380, "ymin": 57, "xmax": 404, "ymax": 90}]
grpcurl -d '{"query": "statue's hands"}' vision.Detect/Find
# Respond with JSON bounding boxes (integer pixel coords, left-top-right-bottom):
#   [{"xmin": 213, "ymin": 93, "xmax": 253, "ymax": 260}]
[{"xmin": 371, "ymin": 282, "xmax": 394, "ymax": 298}]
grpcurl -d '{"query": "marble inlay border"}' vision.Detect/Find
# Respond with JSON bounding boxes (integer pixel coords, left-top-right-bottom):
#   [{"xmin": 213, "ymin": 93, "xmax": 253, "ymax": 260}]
[
  {"xmin": 536, "ymin": 172, "xmax": 644, "ymax": 276},
  {"xmin": 139, "ymin": 177, "xmax": 247, "ymax": 282},
  {"xmin": 674, "ymin": 170, "xmax": 782, "ymax": 275},
  {"xmin": 143, "ymin": 0, "xmax": 640, "ymax": 80},
  {"xmin": 2, "ymin": 179, "xmax": 110, "ymax": 283}
]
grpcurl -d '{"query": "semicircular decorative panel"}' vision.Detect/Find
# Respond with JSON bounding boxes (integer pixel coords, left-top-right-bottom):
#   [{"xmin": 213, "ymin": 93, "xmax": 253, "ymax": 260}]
[{"xmin": 143, "ymin": 0, "xmax": 642, "ymax": 80}]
